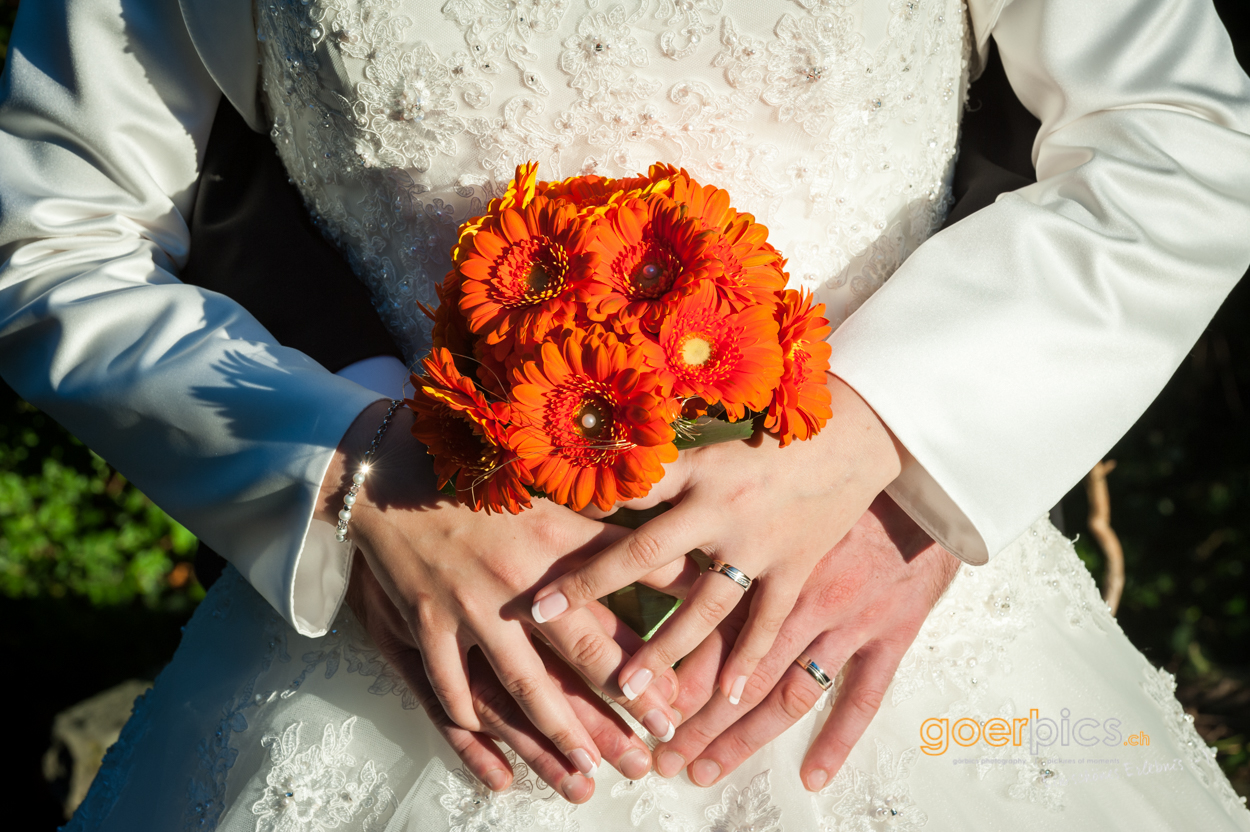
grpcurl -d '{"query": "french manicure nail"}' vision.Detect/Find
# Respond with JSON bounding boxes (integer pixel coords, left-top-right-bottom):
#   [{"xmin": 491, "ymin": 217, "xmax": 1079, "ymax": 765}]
[
  {"xmin": 805, "ymin": 769, "xmax": 829, "ymax": 791},
  {"xmin": 621, "ymin": 667, "xmax": 653, "ymax": 701},
  {"xmin": 657, "ymin": 750, "xmax": 685, "ymax": 778},
  {"xmin": 532, "ymin": 591, "xmax": 569, "ymax": 624},
  {"xmin": 482, "ymin": 769, "xmax": 510, "ymax": 791},
  {"xmin": 642, "ymin": 709, "xmax": 676, "ymax": 743},
  {"xmin": 569, "ymin": 747, "xmax": 598, "ymax": 778},
  {"xmin": 690, "ymin": 758, "xmax": 722, "ymax": 786},
  {"xmin": 619, "ymin": 748, "xmax": 651, "ymax": 779},
  {"xmin": 728, "ymin": 675, "xmax": 747, "ymax": 705}
]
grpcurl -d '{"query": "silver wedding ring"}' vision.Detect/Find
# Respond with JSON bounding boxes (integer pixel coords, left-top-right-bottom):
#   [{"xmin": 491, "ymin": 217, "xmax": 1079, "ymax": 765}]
[
  {"xmin": 795, "ymin": 652, "xmax": 833, "ymax": 691},
  {"xmin": 707, "ymin": 559, "xmax": 752, "ymax": 591}
]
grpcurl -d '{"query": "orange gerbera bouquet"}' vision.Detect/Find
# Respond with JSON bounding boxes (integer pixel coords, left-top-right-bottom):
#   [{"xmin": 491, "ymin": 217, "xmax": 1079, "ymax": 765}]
[{"xmin": 407, "ymin": 162, "xmax": 834, "ymax": 514}]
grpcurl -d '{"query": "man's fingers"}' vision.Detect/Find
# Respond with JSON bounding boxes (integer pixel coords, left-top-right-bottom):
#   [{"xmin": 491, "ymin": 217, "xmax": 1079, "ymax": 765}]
[
  {"xmin": 668, "ymin": 595, "xmax": 750, "ymax": 721},
  {"xmin": 388, "ymin": 642, "xmax": 516, "ymax": 790},
  {"xmin": 584, "ymin": 601, "xmax": 681, "ymax": 704},
  {"xmin": 718, "ymin": 582, "xmax": 801, "ymax": 703},
  {"xmin": 683, "ymin": 638, "xmax": 849, "ymax": 786},
  {"xmin": 531, "ymin": 638, "xmax": 654, "ymax": 780},
  {"xmin": 465, "ymin": 649, "xmax": 595, "ymax": 803},
  {"xmin": 659, "ymin": 608, "xmax": 825, "ymax": 779},
  {"xmin": 349, "ymin": 556, "xmax": 516, "ymax": 791},
  {"xmin": 531, "ymin": 506, "xmax": 703, "ymax": 625},
  {"xmin": 480, "ymin": 626, "xmax": 604, "ymax": 782},
  {"xmin": 801, "ymin": 644, "xmax": 900, "ymax": 791},
  {"xmin": 417, "ymin": 633, "xmax": 483, "ymax": 732},
  {"xmin": 542, "ymin": 606, "xmax": 680, "ymax": 743}
]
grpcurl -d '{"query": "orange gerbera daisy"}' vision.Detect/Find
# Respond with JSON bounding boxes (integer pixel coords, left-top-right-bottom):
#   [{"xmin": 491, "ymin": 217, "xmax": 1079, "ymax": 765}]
[
  {"xmin": 581, "ymin": 194, "xmax": 720, "ymax": 334},
  {"xmin": 764, "ymin": 289, "xmax": 833, "ymax": 446},
  {"xmin": 665, "ymin": 171, "xmax": 787, "ymax": 310},
  {"xmin": 509, "ymin": 330, "xmax": 678, "ymax": 511},
  {"xmin": 424, "ymin": 269, "xmax": 515, "ymax": 398},
  {"xmin": 408, "ymin": 350, "xmax": 533, "ymax": 513},
  {"xmin": 428, "ymin": 269, "xmax": 475, "ymax": 367},
  {"xmin": 457, "ymin": 195, "xmax": 597, "ymax": 361},
  {"xmin": 538, "ymin": 173, "xmax": 667, "ymax": 218},
  {"xmin": 652, "ymin": 286, "xmax": 784, "ymax": 421},
  {"xmin": 450, "ymin": 162, "xmax": 542, "ymax": 266}
]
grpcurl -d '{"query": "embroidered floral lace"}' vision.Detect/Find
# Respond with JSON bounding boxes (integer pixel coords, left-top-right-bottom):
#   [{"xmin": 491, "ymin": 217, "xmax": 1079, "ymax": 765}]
[{"xmin": 255, "ymin": 0, "xmax": 968, "ymax": 362}]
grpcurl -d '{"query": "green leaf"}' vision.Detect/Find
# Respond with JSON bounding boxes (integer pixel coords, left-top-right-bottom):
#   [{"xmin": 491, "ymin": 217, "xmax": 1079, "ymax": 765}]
[{"xmin": 673, "ymin": 415, "xmax": 758, "ymax": 450}]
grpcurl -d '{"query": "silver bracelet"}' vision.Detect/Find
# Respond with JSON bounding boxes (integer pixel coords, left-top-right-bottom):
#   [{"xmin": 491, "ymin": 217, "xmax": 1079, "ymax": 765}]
[{"xmin": 335, "ymin": 399, "xmax": 403, "ymax": 543}]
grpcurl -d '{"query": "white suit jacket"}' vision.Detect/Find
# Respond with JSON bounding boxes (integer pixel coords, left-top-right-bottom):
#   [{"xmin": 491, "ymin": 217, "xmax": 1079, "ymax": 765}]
[{"xmin": 1, "ymin": 0, "xmax": 1249, "ymax": 636}]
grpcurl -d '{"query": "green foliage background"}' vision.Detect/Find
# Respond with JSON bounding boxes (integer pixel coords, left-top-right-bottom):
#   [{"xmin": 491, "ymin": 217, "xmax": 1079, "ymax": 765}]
[
  {"xmin": 1, "ymin": 0, "xmax": 1249, "ymax": 817},
  {"xmin": 0, "ymin": 389, "xmax": 203, "ymax": 611}
]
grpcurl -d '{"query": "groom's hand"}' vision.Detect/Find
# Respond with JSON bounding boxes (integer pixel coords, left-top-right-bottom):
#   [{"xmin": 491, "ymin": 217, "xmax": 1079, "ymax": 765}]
[{"xmin": 654, "ymin": 493, "xmax": 960, "ymax": 789}]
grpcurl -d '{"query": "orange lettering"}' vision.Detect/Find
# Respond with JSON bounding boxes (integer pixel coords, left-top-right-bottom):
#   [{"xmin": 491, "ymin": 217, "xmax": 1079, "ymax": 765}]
[{"xmin": 984, "ymin": 718, "xmax": 1011, "ymax": 747}]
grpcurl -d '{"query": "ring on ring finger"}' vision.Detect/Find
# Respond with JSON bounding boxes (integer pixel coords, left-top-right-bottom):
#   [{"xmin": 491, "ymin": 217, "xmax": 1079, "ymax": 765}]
[
  {"xmin": 707, "ymin": 560, "xmax": 752, "ymax": 592},
  {"xmin": 794, "ymin": 651, "xmax": 833, "ymax": 691}
]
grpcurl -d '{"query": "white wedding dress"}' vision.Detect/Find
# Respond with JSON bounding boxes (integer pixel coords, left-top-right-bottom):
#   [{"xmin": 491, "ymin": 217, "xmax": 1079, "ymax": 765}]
[{"xmin": 59, "ymin": 0, "xmax": 1250, "ymax": 829}]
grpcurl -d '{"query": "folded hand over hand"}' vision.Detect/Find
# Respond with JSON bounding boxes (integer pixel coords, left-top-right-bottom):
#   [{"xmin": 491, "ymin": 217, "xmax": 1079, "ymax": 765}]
[
  {"xmin": 321, "ymin": 401, "xmax": 685, "ymax": 801},
  {"xmin": 529, "ymin": 376, "xmax": 905, "ymax": 708},
  {"xmin": 654, "ymin": 493, "xmax": 960, "ymax": 790}
]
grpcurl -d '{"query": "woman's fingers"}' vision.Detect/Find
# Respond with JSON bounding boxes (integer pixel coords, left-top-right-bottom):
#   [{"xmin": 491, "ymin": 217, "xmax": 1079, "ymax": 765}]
[
  {"xmin": 347, "ymin": 556, "xmax": 517, "ymax": 791},
  {"xmin": 531, "ymin": 507, "xmax": 704, "ymax": 624},
  {"xmin": 801, "ymin": 644, "xmax": 900, "ymax": 791},
  {"xmin": 541, "ymin": 605, "xmax": 680, "ymax": 743},
  {"xmin": 636, "ymin": 554, "xmax": 702, "ymax": 600},
  {"xmin": 615, "ymin": 567, "xmax": 747, "ymax": 702},
  {"xmin": 416, "ymin": 632, "xmax": 483, "ymax": 732},
  {"xmin": 480, "ymin": 625, "xmax": 604, "ymax": 781}
]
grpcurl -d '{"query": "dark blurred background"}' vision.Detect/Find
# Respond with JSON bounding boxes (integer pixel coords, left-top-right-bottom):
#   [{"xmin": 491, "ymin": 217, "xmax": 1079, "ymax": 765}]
[{"xmin": 3, "ymin": 0, "xmax": 1250, "ymax": 824}]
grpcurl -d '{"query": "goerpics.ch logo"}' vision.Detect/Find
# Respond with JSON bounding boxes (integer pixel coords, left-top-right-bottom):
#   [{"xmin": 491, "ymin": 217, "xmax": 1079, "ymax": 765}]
[{"xmin": 920, "ymin": 708, "xmax": 1128, "ymax": 756}]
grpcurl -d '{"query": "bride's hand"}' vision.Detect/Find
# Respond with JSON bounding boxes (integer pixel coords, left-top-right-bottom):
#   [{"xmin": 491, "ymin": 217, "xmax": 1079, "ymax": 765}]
[
  {"xmin": 529, "ymin": 375, "xmax": 903, "ymax": 706},
  {"xmin": 344, "ymin": 552, "xmax": 666, "ymax": 799},
  {"xmin": 319, "ymin": 401, "xmax": 684, "ymax": 799}
]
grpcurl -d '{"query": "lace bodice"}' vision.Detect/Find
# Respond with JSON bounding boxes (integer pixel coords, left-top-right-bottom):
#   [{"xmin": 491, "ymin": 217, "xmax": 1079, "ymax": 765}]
[{"xmin": 256, "ymin": 0, "xmax": 970, "ymax": 361}]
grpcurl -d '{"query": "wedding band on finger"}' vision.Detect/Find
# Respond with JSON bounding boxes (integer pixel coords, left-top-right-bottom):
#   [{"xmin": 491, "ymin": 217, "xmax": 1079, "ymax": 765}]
[
  {"xmin": 794, "ymin": 652, "xmax": 833, "ymax": 691},
  {"xmin": 707, "ymin": 559, "xmax": 752, "ymax": 591}
]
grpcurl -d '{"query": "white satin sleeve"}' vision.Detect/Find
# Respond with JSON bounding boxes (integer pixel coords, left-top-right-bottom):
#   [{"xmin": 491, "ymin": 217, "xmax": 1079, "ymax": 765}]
[
  {"xmin": 827, "ymin": 0, "xmax": 1250, "ymax": 564},
  {"xmin": 0, "ymin": 0, "xmax": 383, "ymax": 635}
]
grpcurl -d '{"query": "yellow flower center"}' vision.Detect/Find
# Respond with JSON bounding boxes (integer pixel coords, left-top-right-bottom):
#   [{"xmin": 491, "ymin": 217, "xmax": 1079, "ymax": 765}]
[{"xmin": 680, "ymin": 335, "xmax": 714, "ymax": 367}]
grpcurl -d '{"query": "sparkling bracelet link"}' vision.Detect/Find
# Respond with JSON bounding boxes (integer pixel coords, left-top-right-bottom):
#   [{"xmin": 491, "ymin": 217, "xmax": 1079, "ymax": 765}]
[{"xmin": 335, "ymin": 399, "xmax": 403, "ymax": 543}]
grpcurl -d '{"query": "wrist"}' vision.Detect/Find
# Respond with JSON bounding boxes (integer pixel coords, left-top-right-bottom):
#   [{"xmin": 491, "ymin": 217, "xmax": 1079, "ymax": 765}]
[
  {"xmin": 826, "ymin": 372, "xmax": 904, "ymax": 491},
  {"xmin": 316, "ymin": 400, "xmax": 428, "ymax": 529}
]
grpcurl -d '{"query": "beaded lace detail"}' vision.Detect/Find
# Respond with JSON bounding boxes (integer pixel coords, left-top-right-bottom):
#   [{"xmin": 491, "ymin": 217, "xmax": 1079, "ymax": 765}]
[
  {"xmin": 251, "ymin": 718, "xmax": 396, "ymax": 831},
  {"xmin": 284, "ymin": 608, "xmax": 421, "ymax": 709},
  {"xmin": 1141, "ymin": 665, "xmax": 1248, "ymax": 818},
  {"xmin": 442, "ymin": 753, "xmax": 580, "ymax": 831},
  {"xmin": 255, "ymin": 0, "xmax": 969, "ymax": 361},
  {"xmin": 818, "ymin": 741, "xmax": 929, "ymax": 831},
  {"xmin": 890, "ymin": 520, "xmax": 1114, "ymax": 714}
]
